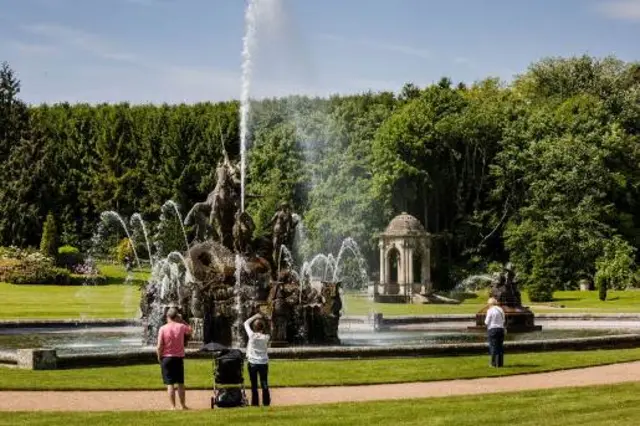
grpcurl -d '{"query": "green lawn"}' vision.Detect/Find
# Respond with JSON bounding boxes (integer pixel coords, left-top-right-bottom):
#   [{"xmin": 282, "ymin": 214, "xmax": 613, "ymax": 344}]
[
  {"xmin": 3, "ymin": 348, "xmax": 640, "ymax": 390},
  {"xmin": 2, "ymin": 263, "xmax": 640, "ymax": 319},
  {"xmin": 4, "ymin": 382, "xmax": 640, "ymax": 426},
  {"xmin": 344, "ymin": 293, "xmax": 487, "ymax": 315},
  {"xmin": 344, "ymin": 290, "xmax": 640, "ymax": 315},
  {"xmin": 0, "ymin": 265, "xmax": 148, "ymax": 319}
]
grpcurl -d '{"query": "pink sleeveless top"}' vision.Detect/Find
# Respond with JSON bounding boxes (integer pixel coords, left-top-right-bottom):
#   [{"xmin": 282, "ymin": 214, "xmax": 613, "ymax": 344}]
[{"xmin": 158, "ymin": 322, "xmax": 191, "ymax": 358}]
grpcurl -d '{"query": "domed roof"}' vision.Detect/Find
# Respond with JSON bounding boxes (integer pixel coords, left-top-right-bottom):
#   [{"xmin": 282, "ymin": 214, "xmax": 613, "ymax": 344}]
[{"xmin": 383, "ymin": 212, "xmax": 427, "ymax": 236}]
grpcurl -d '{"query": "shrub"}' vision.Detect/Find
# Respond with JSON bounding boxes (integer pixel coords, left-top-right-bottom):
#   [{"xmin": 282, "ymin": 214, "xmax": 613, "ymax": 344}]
[
  {"xmin": 40, "ymin": 212, "xmax": 58, "ymax": 258},
  {"xmin": 0, "ymin": 246, "xmax": 22, "ymax": 259},
  {"xmin": 0, "ymin": 246, "xmax": 53, "ymax": 263},
  {"xmin": 5, "ymin": 266, "xmax": 70, "ymax": 285},
  {"xmin": 0, "ymin": 245, "xmax": 70, "ymax": 285},
  {"xmin": 526, "ymin": 279, "xmax": 554, "ymax": 302},
  {"xmin": 115, "ymin": 238, "xmax": 135, "ymax": 265},
  {"xmin": 57, "ymin": 245, "xmax": 84, "ymax": 269},
  {"xmin": 598, "ymin": 276, "xmax": 608, "ymax": 301},
  {"xmin": 594, "ymin": 236, "xmax": 636, "ymax": 291}
]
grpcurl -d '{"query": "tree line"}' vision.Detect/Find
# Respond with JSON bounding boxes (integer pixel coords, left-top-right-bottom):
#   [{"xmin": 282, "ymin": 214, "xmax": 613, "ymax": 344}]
[{"xmin": 0, "ymin": 56, "xmax": 638, "ymax": 299}]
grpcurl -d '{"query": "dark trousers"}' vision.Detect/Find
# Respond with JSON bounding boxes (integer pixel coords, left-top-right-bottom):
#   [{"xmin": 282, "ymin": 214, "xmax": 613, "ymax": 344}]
[
  {"xmin": 248, "ymin": 363, "xmax": 270, "ymax": 406},
  {"xmin": 488, "ymin": 328, "xmax": 505, "ymax": 367}
]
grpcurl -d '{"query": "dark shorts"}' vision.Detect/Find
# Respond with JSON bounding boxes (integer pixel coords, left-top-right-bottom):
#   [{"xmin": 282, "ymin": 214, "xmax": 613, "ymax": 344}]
[{"xmin": 161, "ymin": 357, "xmax": 185, "ymax": 385}]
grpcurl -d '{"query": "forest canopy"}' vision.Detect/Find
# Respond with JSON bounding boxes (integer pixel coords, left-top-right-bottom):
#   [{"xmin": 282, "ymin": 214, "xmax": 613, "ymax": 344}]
[{"xmin": 1, "ymin": 55, "xmax": 638, "ymax": 300}]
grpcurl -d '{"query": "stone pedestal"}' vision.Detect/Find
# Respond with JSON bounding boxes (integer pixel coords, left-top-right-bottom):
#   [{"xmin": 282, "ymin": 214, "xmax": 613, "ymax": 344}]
[
  {"xmin": 17, "ymin": 349, "xmax": 57, "ymax": 370},
  {"xmin": 472, "ymin": 305, "xmax": 541, "ymax": 332}
]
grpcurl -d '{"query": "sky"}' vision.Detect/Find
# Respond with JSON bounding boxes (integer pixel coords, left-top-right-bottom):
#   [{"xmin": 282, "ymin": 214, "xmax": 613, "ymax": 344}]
[{"xmin": 0, "ymin": 0, "xmax": 639, "ymax": 104}]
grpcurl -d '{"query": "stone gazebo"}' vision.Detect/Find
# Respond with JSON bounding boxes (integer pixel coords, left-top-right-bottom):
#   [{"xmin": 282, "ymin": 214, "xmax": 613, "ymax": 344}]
[{"xmin": 375, "ymin": 212, "xmax": 432, "ymax": 303}]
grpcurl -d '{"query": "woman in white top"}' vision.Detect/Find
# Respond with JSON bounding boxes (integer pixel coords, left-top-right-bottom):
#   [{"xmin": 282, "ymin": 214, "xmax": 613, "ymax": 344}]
[
  {"xmin": 243, "ymin": 313, "xmax": 271, "ymax": 406},
  {"xmin": 484, "ymin": 297, "xmax": 506, "ymax": 367}
]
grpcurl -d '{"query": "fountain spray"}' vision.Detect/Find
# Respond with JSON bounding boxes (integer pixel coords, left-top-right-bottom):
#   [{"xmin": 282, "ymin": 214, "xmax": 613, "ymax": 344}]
[{"xmin": 240, "ymin": 0, "xmax": 260, "ymax": 213}]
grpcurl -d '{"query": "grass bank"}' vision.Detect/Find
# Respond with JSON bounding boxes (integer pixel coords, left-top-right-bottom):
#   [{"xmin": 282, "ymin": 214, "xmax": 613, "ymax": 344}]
[{"xmin": 2, "ymin": 348, "xmax": 640, "ymax": 390}]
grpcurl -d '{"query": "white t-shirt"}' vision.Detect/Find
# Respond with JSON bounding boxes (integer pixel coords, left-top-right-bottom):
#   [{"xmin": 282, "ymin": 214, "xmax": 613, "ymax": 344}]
[
  {"xmin": 244, "ymin": 317, "xmax": 270, "ymax": 365},
  {"xmin": 484, "ymin": 305, "xmax": 505, "ymax": 330}
]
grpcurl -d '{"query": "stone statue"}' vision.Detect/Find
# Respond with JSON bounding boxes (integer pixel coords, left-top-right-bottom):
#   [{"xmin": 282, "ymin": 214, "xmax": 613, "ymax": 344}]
[
  {"xmin": 269, "ymin": 202, "xmax": 298, "ymax": 258},
  {"xmin": 190, "ymin": 287, "xmax": 203, "ymax": 318},
  {"xmin": 320, "ymin": 281, "xmax": 342, "ymax": 344},
  {"xmin": 185, "ymin": 157, "xmax": 241, "ymax": 248},
  {"xmin": 232, "ymin": 211, "xmax": 255, "ymax": 254},
  {"xmin": 140, "ymin": 281, "xmax": 157, "ymax": 318},
  {"xmin": 475, "ymin": 262, "xmax": 539, "ymax": 332},
  {"xmin": 490, "ymin": 262, "xmax": 522, "ymax": 307},
  {"xmin": 269, "ymin": 282, "xmax": 289, "ymax": 343},
  {"xmin": 503, "ymin": 262, "xmax": 522, "ymax": 306}
]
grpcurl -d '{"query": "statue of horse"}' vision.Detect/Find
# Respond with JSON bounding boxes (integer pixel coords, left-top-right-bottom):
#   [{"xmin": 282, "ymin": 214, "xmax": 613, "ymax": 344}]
[{"xmin": 185, "ymin": 156, "xmax": 241, "ymax": 249}]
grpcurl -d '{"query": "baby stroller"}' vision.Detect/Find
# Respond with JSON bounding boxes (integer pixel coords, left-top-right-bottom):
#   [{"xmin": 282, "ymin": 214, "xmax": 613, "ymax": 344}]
[{"xmin": 201, "ymin": 342, "xmax": 248, "ymax": 409}]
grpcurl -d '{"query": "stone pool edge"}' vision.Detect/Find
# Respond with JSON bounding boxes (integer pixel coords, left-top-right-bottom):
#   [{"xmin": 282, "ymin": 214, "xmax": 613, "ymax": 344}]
[{"xmin": 3, "ymin": 333, "xmax": 640, "ymax": 370}]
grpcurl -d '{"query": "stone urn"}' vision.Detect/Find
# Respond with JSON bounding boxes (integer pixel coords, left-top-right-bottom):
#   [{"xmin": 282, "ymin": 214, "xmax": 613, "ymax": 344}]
[{"xmin": 579, "ymin": 279, "xmax": 593, "ymax": 291}]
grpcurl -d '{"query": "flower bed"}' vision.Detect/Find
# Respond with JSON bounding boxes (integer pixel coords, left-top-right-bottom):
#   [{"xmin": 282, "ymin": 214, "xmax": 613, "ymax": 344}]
[{"xmin": 0, "ymin": 246, "xmax": 106, "ymax": 285}]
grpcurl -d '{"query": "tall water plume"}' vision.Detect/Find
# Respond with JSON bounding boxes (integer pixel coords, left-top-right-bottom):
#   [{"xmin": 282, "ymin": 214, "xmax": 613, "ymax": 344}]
[
  {"xmin": 240, "ymin": 0, "xmax": 291, "ymax": 212},
  {"xmin": 240, "ymin": 0, "xmax": 258, "ymax": 212},
  {"xmin": 131, "ymin": 213, "xmax": 153, "ymax": 267}
]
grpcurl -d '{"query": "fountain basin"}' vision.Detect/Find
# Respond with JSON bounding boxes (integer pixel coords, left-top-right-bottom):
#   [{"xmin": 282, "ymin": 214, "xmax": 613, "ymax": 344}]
[
  {"xmin": 2, "ymin": 315, "xmax": 640, "ymax": 369},
  {"xmin": 3, "ymin": 332, "xmax": 640, "ymax": 369}
]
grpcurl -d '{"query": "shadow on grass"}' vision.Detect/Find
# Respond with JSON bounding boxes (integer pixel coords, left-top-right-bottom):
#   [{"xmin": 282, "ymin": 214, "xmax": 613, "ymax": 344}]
[
  {"xmin": 551, "ymin": 297, "xmax": 581, "ymax": 302},
  {"xmin": 502, "ymin": 363, "xmax": 540, "ymax": 368}
]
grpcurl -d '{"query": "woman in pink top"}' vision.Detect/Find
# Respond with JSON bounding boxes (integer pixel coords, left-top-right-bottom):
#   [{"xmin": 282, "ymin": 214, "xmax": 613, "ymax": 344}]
[{"xmin": 157, "ymin": 307, "xmax": 192, "ymax": 410}]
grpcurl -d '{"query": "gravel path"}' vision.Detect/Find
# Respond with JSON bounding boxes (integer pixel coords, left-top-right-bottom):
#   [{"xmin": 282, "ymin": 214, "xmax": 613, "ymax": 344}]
[{"xmin": 2, "ymin": 361, "xmax": 640, "ymax": 411}]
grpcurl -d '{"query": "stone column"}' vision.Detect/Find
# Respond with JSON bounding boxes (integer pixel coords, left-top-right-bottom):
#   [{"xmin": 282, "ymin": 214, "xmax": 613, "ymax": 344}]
[
  {"xmin": 408, "ymin": 246, "xmax": 414, "ymax": 289},
  {"xmin": 377, "ymin": 240, "xmax": 384, "ymax": 297},
  {"xmin": 397, "ymin": 243, "xmax": 403, "ymax": 288},
  {"xmin": 401, "ymin": 242, "xmax": 409, "ymax": 297},
  {"xmin": 423, "ymin": 240, "xmax": 432, "ymax": 292}
]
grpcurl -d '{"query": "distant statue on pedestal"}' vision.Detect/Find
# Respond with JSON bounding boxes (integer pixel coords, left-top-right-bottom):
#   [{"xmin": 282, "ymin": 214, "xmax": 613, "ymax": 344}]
[{"xmin": 490, "ymin": 262, "xmax": 522, "ymax": 308}]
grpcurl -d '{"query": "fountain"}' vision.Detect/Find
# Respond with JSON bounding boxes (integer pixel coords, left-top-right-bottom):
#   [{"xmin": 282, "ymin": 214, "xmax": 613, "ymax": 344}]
[
  {"xmin": 1, "ymin": 1, "xmax": 636, "ymax": 371},
  {"xmin": 130, "ymin": 213, "xmax": 153, "ymax": 267},
  {"xmin": 162, "ymin": 200, "xmax": 190, "ymax": 253},
  {"xmin": 100, "ymin": 211, "xmax": 141, "ymax": 268},
  {"xmin": 139, "ymin": 156, "xmax": 344, "ymax": 348},
  {"xmin": 472, "ymin": 263, "xmax": 541, "ymax": 332}
]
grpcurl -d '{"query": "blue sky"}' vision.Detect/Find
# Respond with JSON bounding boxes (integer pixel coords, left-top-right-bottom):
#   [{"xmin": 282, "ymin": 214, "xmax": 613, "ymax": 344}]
[{"xmin": 0, "ymin": 0, "xmax": 639, "ymax": 104}]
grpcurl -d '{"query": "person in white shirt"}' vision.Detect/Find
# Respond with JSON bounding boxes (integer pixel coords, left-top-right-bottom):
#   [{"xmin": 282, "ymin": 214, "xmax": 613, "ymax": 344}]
[
  {"xmin": 484, "ymin": 297, "xmax": 506, "ymax": 367},
  {"xmin": 243, "ymin": 313, "xmax": 271, "ymax": 406}
]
